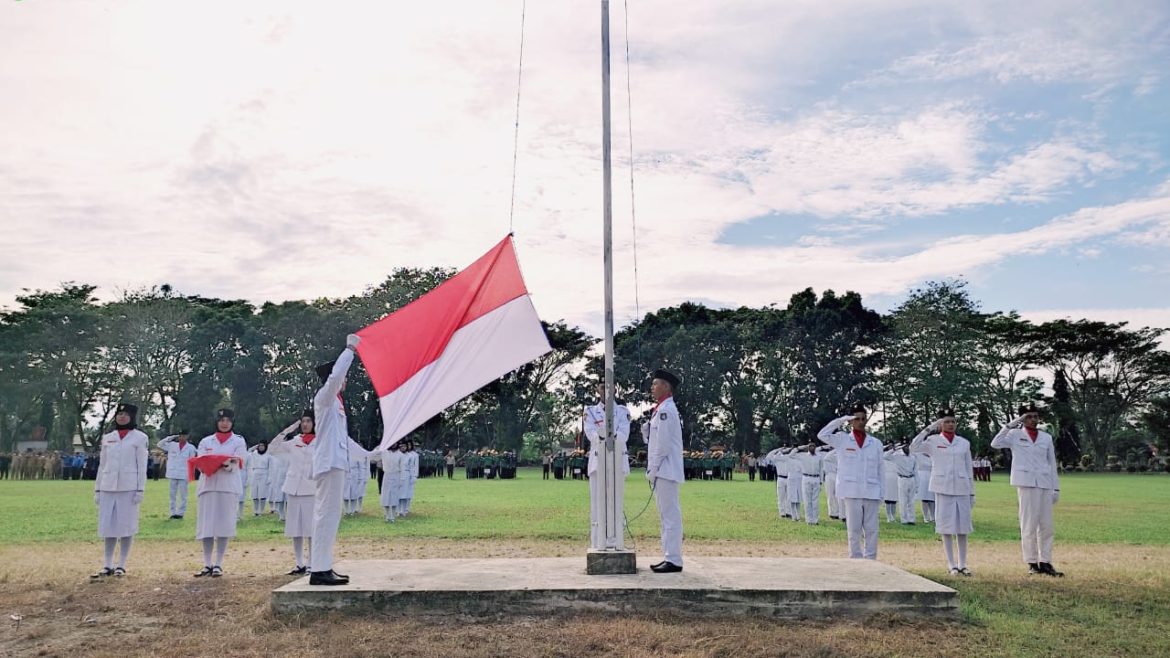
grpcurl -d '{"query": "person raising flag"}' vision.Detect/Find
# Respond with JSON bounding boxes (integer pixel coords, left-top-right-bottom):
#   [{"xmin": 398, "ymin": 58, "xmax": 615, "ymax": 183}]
[{"xmin": 307, "ymin": 334, "xmax": 361, "ymax": 586}]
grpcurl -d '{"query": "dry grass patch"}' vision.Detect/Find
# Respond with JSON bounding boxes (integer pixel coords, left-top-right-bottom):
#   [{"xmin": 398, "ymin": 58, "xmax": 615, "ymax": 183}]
[{"xmin": 2, "ymin": 539, "xmax": 1169, "ymax": 657}]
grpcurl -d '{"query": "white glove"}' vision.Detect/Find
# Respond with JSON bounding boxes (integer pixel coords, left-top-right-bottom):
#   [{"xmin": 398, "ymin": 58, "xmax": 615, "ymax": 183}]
[
  {"xmin": 132, "ymin": 491, "xmax": 144, "ymax": 505},
  {"xmin": 346, "ymin": 334, "xmax": 362, "ymax": 350},
  {"xmin": 94, "ymin": 491, "xmax": 100, "ymax": 506},
  {"xmin": 645, "ymin": 470, "xmax": 656, "ymax": 482},
  {"xmin": 640, "ymin": 424, "xmax": 650, "ymax": 440},
  {"xmin": 1008, "ymin": 415, "xmax": 1026, "ymax": 429},
  {"xmin": 1052, "ymin": 490, "xmax": 1059, "ymax": 505},
  {"xmin": 970, "ymin": 495, "xmax": 975, "ymax": 508},
  {"xmin": 283, "ymin": 421, "xmax": 300, "ymax": 435},
  {"xmin": 221, "ymin": 459, "xmax": 236, "ymax": 472},
  {"xmin": 928, "ymin": 420, "xmax": 941, "ymax": 432}
]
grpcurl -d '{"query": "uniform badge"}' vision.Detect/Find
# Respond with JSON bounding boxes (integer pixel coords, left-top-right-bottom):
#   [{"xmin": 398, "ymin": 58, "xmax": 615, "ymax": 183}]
[{"xmin": 660, "ymin": 413, "xmax": 667, "ymax": 420}]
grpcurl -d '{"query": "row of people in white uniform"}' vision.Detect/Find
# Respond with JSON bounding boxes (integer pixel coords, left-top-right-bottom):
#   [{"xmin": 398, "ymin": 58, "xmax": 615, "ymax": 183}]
[
  {"xmin": 762, "ymin": 442, "xmax": 937, "ymax": 527},
  {"xmin": 806, "ymin": 403, "xmax": 1062, "ymax": 577},
  {"xmin": 373, "ymin": 440, "xmax": 421, "ymax": 522},
  {"xmin": 93, "ymin": 337, "xmax": 367, "ymax": 585}
]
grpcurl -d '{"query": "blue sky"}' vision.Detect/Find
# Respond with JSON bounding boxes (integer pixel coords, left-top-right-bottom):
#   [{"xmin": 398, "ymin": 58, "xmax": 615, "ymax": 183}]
[{"xmin": 1, "ymin": 0, "xmax": 1168, "ymax": 337}]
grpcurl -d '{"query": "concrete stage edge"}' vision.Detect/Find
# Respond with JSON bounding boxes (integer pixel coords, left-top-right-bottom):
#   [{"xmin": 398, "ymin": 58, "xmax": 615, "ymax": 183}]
[{"xmin": 272, "ymin": 557, "xmax": 958, "ymax": 618}]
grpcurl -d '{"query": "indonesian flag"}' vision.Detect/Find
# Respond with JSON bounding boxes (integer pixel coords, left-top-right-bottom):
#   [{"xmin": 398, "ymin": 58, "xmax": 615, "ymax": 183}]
[
  {"xmin": 357, "ymin": 236, "xmax": 552, "ymax": 451},
  {"xmin": 187, "ymin": 454, "xmax": 240, "ymax": 481}
]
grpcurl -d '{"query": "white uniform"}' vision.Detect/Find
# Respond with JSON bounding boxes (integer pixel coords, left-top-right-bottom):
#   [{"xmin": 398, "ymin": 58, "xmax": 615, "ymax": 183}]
[
  {"xmin": 795, "ymin": 451, "xmax": 823, "ymax": 524},
  {"xmin": 401, "ymin": 448, "xmax": 419, "ymax": 513},
  {"xmin": 911, "ymin": 431, "xmax": 974, "ymax": 534},
  {"xmin": 267, "ymin": 433, "xmax": 317, "ymax": 538},
  {"xmin": 345, "ymin": 440, "xmax": 371, "ymax": 514},
  {"xmin": 310, "ymin": 348, "xmax": 356, "ymax": 574},
  {"xmin": 646, "ymin": 396, "xmax": 684, "ymax": 567},
  {"xmin": 248, "ymin": 451, "xmax": 271, "ymax": 502},
  {"xmin": 884, "ymin": 449, "xmax": 919, "ymax": 524},
  {"xmin": 784, "ymin": 452, "xmax": 803, "ymax": 520},
  {"xmin": 95, "ymin": 429, "xmax": 149, "ymax": 538},
  {"xmin": 763, "ymin": 448, "xmax": 787, "ymax": 518},
  {"xmin": 991, "ymin": 424, "xmax": 1059, "ymax": 565},
  {"xmin": 822, "ymin": 449, "xmax": 841, "ymax": 519},
  {"xmin": 157, "ymin": 436, "xmax": 197, "ymax": 517},
  {"xmin": 907, "ymin": 449, "xmax": 935, "ymax": 517},
  {"xmin": 269, "ymin": 453, "xmax": 289, "ymax": 509},
  {"xmin": 583, "ymin": 401, "xmax": 632, "ymax": 549},
  {"xmin": 817, "ymin": 417, "xmax": 885, "ymax": 560},
  {"xmin": 378, "ymin": 449, "xmax": 406, "ymax": 519},
  {"xmin": 194, "ymin": 433, "xmax": 248, "ymax": 539}
]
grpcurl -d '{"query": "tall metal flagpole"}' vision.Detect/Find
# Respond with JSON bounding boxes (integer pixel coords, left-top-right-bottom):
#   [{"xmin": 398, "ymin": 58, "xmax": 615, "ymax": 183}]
[{"xmin": 588, "ymin": 0, "xmax": 635, "ymax": 575}]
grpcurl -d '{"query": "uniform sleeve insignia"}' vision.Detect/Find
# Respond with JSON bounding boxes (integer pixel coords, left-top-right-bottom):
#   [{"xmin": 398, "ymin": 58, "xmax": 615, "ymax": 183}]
[{"xmin": 660, "ymin": 413, "xmax": 668, "ymax": 420}]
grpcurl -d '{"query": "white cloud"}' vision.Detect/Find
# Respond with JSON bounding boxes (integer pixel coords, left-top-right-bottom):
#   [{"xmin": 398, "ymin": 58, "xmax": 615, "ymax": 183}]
[{"xmin": 0, "ymin": 0, "xmax": 1166, "ymax": 339}]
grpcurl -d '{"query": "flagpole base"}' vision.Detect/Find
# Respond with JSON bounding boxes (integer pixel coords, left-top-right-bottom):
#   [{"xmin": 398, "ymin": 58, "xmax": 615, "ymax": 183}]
[{"xmin": 586, "ymin": 549, "xmax": 637, "ymax": 575}]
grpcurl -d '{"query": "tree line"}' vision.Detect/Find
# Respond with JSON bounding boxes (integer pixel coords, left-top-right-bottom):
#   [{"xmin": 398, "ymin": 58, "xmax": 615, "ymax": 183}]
[{"xmin": 2, "ymin": 275, "xmax": 1167, "ymax": 468}]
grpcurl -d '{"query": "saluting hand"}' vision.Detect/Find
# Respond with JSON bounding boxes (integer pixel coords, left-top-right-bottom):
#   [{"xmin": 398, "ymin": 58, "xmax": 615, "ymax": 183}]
[{"xmin": 346, "ymin": 334, "xmax": 362, "ymax": 350}]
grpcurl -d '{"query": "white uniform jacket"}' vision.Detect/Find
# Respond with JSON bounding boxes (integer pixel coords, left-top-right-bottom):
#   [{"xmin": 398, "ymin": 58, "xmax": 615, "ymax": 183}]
[
  {"xmin": 268, "ymin": 434, "xmax": 317, "ymax": 497},
  {"xmin": 646, "ymin": 397, "xmax": 684, "ymax": 483},
  {"xmin": 990, "ymin": 426, "xmax": 1059, "ymax": 490},
  {"xmin": 95, "ymin": 429, "xmax": 149, "ymax": 493},
  {"xmin": 158, "ymin": 436, "xmax": 198, "ymax": 480},
  {"xmin": 583, "ymin": 402, "xmax": 632, "ymax": 476},
  {"xmin": 195, "ymin": 433, "xmax": 248, "ymax": 496},
  {"xmin": 817, "ymin": 418, "xmax": 885, "ymax": 500},
  {"xmin": 822, "ymin": 449, "xmax": 839, "ymax": 476},
  {"xmin": 312, "ymin": 348, "xmax": 355, "ymax": 478},
  {"xmin": 247, "ymin": 450, "xmax": 272, "ymax": 494},
  {"xmin": 910, "ymin": 432, "xmax": 973, "ymax": 496},
  {"xmin": 884, "ymin": 450, "xmax": 918, "ymax": 478},
  {"xmin": 794, "ymin": 452, "xmax": 823, "ymax": 480}
]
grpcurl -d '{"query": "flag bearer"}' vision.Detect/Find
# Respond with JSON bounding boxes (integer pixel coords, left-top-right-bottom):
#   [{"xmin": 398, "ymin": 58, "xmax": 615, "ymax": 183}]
[{"xmin": 193, "ymin": 408, "xmax": 248, "ymax": 577}]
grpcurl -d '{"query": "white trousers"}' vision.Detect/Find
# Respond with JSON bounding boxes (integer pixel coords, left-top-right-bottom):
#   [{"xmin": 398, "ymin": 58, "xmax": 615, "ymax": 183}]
[
  {"xmin": 653, "ymin": 478, "xmax": 683, "ymax": 566},
  {"xmin": 898, "ymin": 476, "xmax": 917, "ymax": 523},
  {"xmin": 802, "ymin": 478, "xmax": 821, "ymax": 524},
  {"xmin": 825, "ymin": 476, "xmax": 840, "ymax": 518},
  {"xmin": 1017, "ymin": 486, "xmax": 1055, "ymax": 564},
  {"xmin": 776, "ymin": 477, "xmax": 789, "ymax": 516},
  {"xmin": 168, "ymin": 478, "xmax": 189, "ymax": 516},
  {"xmin": 843, "ymin": 498, "xmax": 880, "ymax": 560},
  {"xmin": 310, "ymin": 469, "xmax": 345, "ymax": 573}
]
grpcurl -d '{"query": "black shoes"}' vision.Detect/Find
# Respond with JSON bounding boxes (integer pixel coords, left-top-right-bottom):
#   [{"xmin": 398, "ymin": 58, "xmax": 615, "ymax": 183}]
[
  {"xmin": 287, "ymin": 566, "xmax": 308, "ymax": 576},
  {"xmin": 194, "ymin": 566, "xmax": 213, "ymax": 578},
  {"xmin": 169, "ymin": 514, "xmax": 182, "ymax": 519},
  {"xmin": 1039, "ymin": 562, "xmax": 1064, "ymax": 577},
  {"xmin": 309, "ymin": 570, "xmax": 350, "ymax": 586},
  {"xmin": 650, "ymin": 562, "xmax": 683, "ymax": 573},
  {"xmin": 90, "ymin": 567, "xmax": 114, "ymax": 580},
  {"xmin": 1028, "ymin": 563, "xmax": 1043, "ymax": 575}
]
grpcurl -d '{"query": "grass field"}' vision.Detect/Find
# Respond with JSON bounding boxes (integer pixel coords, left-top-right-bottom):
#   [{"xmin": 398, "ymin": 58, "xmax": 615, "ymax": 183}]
[{"xmin": 1, "ymin": 469, "xmax": 1168, "ymax": 657}]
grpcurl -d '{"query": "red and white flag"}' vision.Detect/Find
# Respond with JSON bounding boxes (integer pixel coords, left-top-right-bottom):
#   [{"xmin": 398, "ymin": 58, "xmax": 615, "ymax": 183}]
[{"xmin": 356, "ymin": 236, "xmax": 551, "ymax": 451}]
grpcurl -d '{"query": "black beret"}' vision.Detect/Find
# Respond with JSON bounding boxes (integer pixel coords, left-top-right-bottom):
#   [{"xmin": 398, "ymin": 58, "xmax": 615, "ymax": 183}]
[
  {"xmin": 849, "ymin": 403, "xmax": 868, "ymax": 415},
  {"xmin": 300, "ymin": 408, "xmax": 315, "ymax": 420},
  {"xmin": 216, "ymin": 408, "xmax": 234, "ymax": 420},
  {"xmin": 652, "ymin": 369, "xmax": 681, "ymax": 389},
  {"xmin": 1017, "ymin": 402, "xmax": 1040, "ymax": 415},
  {"xmin": 937, "ymin": 407, "xmax": 956, "ymax": 419},
  {"xmin": 115, "ymin": 403, "xmax": 138, "ymax": 417},
  {"xmin": 315, "ymin": 361, "xmax": 336, "ymax": 384}
]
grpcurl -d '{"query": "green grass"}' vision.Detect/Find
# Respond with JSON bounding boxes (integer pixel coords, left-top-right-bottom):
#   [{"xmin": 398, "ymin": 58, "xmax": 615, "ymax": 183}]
[{"xmin": 1, "ymin": 469, "xmax": 1167, "ymax": 545}]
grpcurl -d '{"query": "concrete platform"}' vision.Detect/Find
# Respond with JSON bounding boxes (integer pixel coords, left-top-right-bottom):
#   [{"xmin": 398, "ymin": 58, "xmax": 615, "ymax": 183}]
[{"xmin": 272, "ymin": 557, "xmax": 958, "ymax": 618}]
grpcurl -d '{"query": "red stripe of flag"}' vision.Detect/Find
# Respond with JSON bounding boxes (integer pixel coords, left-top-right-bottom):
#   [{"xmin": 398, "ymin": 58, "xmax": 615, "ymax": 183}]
[{"xmin": 355, "ymin": 236, "xmax": 530, "ymax": 398}]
